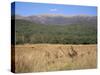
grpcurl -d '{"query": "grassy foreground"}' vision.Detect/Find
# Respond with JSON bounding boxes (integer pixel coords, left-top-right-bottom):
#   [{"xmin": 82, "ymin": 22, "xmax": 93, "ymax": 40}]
[{"xmin": 13, "ymin": 44, "xmax": 97, "ymax": 73}]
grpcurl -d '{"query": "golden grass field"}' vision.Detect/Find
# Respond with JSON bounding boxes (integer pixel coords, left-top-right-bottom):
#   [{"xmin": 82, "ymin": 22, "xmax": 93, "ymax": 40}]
[{"xmin": 13, "ymin": 44, "xmax": 97, "ymax": 73}]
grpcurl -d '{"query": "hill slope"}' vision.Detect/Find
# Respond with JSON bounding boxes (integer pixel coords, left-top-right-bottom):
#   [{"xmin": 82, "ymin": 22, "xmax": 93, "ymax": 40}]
[
  {"xmin": 14, "ymin": 18, "xmax": 97, "ymax": 44},
  {"xmin": 15, "ymin": 14, "xmax": 97, "ymax": 25}
]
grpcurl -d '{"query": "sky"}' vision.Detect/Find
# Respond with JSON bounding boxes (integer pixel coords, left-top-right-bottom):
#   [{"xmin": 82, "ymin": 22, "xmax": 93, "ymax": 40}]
[{"xmin": 11, "ymin": 2, "xmax": 97, "ymax": 16}]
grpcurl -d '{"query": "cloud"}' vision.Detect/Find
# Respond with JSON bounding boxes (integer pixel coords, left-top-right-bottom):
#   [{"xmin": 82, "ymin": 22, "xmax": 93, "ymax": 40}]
[{"xmin": 50, "ymin": 8, "xmax": 58, "ymax": 12}]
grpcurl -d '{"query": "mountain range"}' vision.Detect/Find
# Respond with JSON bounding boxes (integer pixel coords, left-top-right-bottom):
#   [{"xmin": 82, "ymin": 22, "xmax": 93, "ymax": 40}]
[
  {"xmin": 12, "ymin": 14, "xmax": 97, "ymax": 44},
  {"xmin": 14, "ymin": 14, "xmax": 97, "ymax": 25}
]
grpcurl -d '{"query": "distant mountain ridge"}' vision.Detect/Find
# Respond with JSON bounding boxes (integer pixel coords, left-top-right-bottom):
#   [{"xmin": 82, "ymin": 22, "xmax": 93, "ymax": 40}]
[
  {"xmin": 15, "ymin": 14, "xmax": 97, "ymax": 25},
  {"xmin": 14, "ymin": 14, "xmax": 97, "ymax": 44}
]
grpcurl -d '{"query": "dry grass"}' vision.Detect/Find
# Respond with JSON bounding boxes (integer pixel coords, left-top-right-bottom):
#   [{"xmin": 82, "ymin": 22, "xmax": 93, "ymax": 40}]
[{"xmin": 13, "ymin": 44, "xmax": 97, "ymax": 73}]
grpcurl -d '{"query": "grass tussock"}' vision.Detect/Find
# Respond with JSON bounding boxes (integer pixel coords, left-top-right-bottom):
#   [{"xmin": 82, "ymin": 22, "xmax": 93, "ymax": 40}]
[{"xmin": 13, "ymin": 44, "xmax": 97, "ymax": 73}]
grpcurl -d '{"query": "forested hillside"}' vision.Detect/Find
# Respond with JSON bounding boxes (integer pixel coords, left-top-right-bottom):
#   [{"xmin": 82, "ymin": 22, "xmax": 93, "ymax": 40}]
[{"xmin": 14, "ymin": 18, "xmax": 97, "ymax": 44}]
